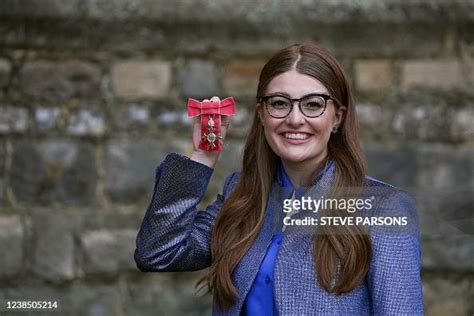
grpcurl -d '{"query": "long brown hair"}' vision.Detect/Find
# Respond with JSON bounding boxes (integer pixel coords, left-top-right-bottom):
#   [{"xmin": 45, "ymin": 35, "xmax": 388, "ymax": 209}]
[{"xmin": 198, "ymin": 43, "xmax": 371, "ymax": 309}]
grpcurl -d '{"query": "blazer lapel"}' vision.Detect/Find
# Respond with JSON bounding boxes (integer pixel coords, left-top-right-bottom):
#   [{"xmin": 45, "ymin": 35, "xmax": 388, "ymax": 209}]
[
  {"xmin": 223, "ymin": 181, "xmax": 287, "ymax": 315},
  {"xmin": 274, "ymin": 159, "xmax": 337, "ymax": 312}
]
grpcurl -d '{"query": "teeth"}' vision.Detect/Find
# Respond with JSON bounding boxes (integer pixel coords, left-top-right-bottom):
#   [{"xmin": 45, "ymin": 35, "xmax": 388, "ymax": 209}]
[{"xmin": 284, "ymin": 133, "xmax": 309, "ymax": 140}]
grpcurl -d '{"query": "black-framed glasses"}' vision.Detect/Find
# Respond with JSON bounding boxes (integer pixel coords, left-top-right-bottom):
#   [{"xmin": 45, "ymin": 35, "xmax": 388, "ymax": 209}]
[{"xmin": 259, "ymin": 93, "xmax": 335, "ymax": 119}]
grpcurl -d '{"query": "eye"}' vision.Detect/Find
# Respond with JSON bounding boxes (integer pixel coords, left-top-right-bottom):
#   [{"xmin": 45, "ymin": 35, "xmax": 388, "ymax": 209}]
[
  {"xmin": 302, "ymin": 96, "xmax": 325, "ymax": 110},
  {"xmin": 304, "ymin": 102, "xmax": 324, "ymax": 109},
  {"xmin": 268, "ymin": 96, "xmax": 290, "ymax": 109}
]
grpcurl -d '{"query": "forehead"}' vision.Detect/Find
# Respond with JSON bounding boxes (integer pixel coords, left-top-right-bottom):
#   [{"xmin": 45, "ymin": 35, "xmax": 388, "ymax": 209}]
[{"xmin": 266, "ymin": 69, "xmax": 329, "ymax": 97}]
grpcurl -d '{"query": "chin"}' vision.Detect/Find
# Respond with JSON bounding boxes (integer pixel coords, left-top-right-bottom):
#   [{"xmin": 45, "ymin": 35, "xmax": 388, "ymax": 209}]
[{"xmin": 278, "ymin": 152, "xmax": 310, "ymax": 163}]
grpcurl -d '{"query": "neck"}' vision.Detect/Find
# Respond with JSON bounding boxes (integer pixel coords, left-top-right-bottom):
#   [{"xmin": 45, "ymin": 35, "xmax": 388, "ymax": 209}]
[{"xmin": 281, "ymin": 153, "xmax": 329, "ymax": 187}]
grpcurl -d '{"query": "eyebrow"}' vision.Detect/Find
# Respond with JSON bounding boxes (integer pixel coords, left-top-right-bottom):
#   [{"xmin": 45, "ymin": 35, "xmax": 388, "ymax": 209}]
[
  {"xmin": 265, "ymin": 91, "xmax": 330, "ymax": 98},
  {"xmin": 266, "ymin": 92, "xmax": 291, "ymax": 97}
]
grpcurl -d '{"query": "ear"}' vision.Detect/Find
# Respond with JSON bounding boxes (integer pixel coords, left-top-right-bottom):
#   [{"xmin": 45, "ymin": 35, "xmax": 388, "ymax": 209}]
[{"xmin": 334, "ymin": 105, "xmax": 346, "ymax": 126}]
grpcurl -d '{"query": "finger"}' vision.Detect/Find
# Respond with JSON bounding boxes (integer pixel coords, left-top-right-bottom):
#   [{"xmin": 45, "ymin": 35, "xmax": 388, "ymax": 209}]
[
  {"xmin": 220, "ymin": 118, "xmax": 230, "ymax": 140},
  {"xmin": 210, "ymin": 96, "xmax": 220, "ymax": 102},
  {"xmin": 221, "ymin": 115, "xmax": 230, "ymax": 127},
  {"xmin": 202, "ymin": 99, "xmax": 209, "ymax": 102}
]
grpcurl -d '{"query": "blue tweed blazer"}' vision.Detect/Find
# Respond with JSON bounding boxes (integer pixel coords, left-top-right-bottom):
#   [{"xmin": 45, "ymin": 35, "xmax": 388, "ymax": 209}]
[{"xmin": 134, "ymin": 153, "xmax": 424, "ymax": 315}]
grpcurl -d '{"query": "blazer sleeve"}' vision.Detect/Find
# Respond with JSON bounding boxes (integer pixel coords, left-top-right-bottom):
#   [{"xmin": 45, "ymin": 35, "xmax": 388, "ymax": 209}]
[
  {"xmin": 134, "ymin": 152, "xmax": 238, "ymax": 272},
  {"xmin": 366, "ymin": 189, "xmax": 424, "ymax": 315}
]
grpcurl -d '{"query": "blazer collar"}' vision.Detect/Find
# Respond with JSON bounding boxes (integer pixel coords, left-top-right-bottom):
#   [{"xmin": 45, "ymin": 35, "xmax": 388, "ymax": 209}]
[{"xmin": 276, "ymin": 157, "xmax": 336, "ymax": 189}]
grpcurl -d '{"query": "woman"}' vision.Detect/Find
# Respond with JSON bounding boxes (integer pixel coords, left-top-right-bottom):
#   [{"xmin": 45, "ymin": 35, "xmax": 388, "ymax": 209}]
[{"xmin": 134, "ymin": 43, "xmax": 424, "ymax": 315}]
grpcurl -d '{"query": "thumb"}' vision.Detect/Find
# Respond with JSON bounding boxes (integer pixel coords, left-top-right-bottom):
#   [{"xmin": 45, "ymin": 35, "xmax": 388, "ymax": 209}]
[{"xmin": 220, "ymin": 115, "xmax": 230, "ymax": 139}]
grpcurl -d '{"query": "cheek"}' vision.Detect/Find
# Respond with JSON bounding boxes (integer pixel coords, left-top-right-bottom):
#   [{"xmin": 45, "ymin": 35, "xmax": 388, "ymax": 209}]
[
  {"xmin": 315, "ymin": 108, "xmax": 338, "ymax": 132},
  {"xmin": 262, "ymin": 122, "xmax": 282, "ymax": 152},
  {"xmin": 263, "ymin": 125, "xmax": 277, "ymax": 145},
  {"xmin": 262, "ymin": 118, "xmax": 279, "ymax": 135},
  {"xmin": 310, "ymin": 120, "xmax": 333, "ymax": 136}
]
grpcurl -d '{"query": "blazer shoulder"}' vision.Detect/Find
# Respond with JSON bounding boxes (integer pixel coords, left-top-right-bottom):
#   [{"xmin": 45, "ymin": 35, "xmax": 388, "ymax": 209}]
[
  {"xmin": 365, "ymin": 175, "xmax": 396, "ymax": 189},
  {"xmin": 364, "ymin": 176, "xmax": 419, "ymax": 234},
  {"xmin": 365, "ymin": 175, "xmax": 415, "ymax": 202}
]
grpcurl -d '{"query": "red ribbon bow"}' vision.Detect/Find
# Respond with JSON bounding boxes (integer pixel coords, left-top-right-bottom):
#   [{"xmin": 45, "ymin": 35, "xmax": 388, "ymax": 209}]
[{"xmin": 187, "ymin": 97, "xmax": 236, "ymax": 152}]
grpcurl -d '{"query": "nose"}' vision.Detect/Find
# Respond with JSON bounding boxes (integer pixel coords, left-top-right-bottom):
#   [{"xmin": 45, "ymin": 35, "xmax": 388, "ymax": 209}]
[{"xmin": 285, "ymin": 101, "xmax": 305, "ymax": 126}]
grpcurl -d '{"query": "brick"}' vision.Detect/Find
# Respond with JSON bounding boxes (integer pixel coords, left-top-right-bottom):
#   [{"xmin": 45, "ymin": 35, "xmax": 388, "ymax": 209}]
[
  {"xmin": 1, "ymin": 0, "xmax": 81, "ymax": 18},
  {"xmin": 3, "ymin": 1, "xmax": 471, "ymax": 24},
  {"xmin": 414, "ymin": 146, "xmax": 473, "ymax": 238},
  {"xmin": 0, "ymin": 215, "xmax": 23, "ymax": 278},
  {"xmin": 392, "ymin": 104, "xmax": 451, "ymax": 142},
  {"xmin": 156, "ymin": 108, "xmax": 221, "ymax": 131},
  {"xmin": 128, "ymin": 275, "xmax": 181, "ymax": 314},
  {"xmin": 80, "ymin": 229, "xmax": 137, "ymax": 274},
  {"xmin": 112, "ymin": 104, "xmax": 150, "ymax": 132},
  {"xmin": 0, "ymin": 142, "xmax": 4, "ymax": 205},
  {"xmin": 401, "ymin": 59, "xmax": 465, "ymax": 90},
  {"xmin": 32, "ymin": 212, "xmax": 76, "ymax": 281},
  {"xmin": 416, "ymin": 145, "xmax": 473, "ymax": 192},
  {"xmin": 422, "ymin": 236, "xmax": 474, "ymax": 271},
  {"xmin": 0, "ymin": 141, "xmax": 4, "ymax": 172},
  {"xmin": 223, "ymin": 61, "xmax": 263, "ymax": 96},
  {"xmin": 35, "ymin": 107, "xmax": 60, "ymax": 131},
  {"xmin": 10, "ymin": 140, "xmax": 98, "ymax": 205},
  {"xmin": 129, "ymin": 274, "xmax": 212, "ymax": 315},
  {"xmin": 66, "ymin": 106, "xmax": 106, "ymax": 136},
  {"xmin": 157, "ymin": 110, "xmax": 182, "ymax": 126},
  {"xmin": 180, "ymin": 60, "xmax": 218, "ymax": 98},
  {"xmin": 20, "ymin": 60, "xmax": 101, "ymax": 100},
  {"xmin": 225, "ymin": 107, "xmax": 252, "ymax": 138},
  {"xmin": 364, "ymin": 142, "xmax": 417, "ymax": 189},
  {"xmin": 127, "ymin": 104, "xmax": 149, "ymax": 123},
  {"xmin": 354, "ymin": 60, "xmax": 392, "ymax": 92},
  {"xmin": 356, "ymin": 102, "xmax": 388, "ymax": 128},
  {"xmin": 423, "ymin": 277, "xmax": 472, "ymax": 316},
  {"xmin": 0, "ymin": 3, "xmax": 468, "ymax": 59},
  {"xmin": 111, "ymin": 60, "xmax": 171, "ymax": 99},
  {"xmin": 450, "ymin": 106, "xmax": 474, "ymax": 142},
  {"xmin": 69, "ymin": 283, "xmax": 125, "ymax": 315},
  {"xmin": 105, "ymin": 138, "xmax": 185, "ymax": 202},
  {"xmin": 0, "ymin": 106, "xmax": 28, "ymax": 134},
  {"xmin": 0, "ymin": 142, "xmax": 6, "ymax": 207},
  {"xmin": 0, "ymin": 58, "xmax": 11, "ymax": 88},
  {"xmin": 0, "ymin": 178, "xmax": 4, "ymax": 205}
]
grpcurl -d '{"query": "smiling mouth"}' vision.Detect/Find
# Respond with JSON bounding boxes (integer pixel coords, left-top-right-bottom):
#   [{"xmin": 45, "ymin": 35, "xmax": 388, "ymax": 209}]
[{"xmin": 282, "ymin": 132, "xmax": 311, "ymax": 140}]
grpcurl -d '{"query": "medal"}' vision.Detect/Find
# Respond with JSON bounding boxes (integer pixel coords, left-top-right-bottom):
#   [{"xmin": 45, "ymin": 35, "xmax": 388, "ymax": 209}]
[{"xmin": 187, "ymin": 97, "xmax": 236, "ymax": 152}]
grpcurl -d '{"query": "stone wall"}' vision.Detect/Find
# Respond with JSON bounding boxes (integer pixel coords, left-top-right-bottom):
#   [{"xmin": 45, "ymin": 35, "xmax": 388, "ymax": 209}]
[{"xmin": 0, "ymin": 1, "xmax": 473, "ymax": 315}]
